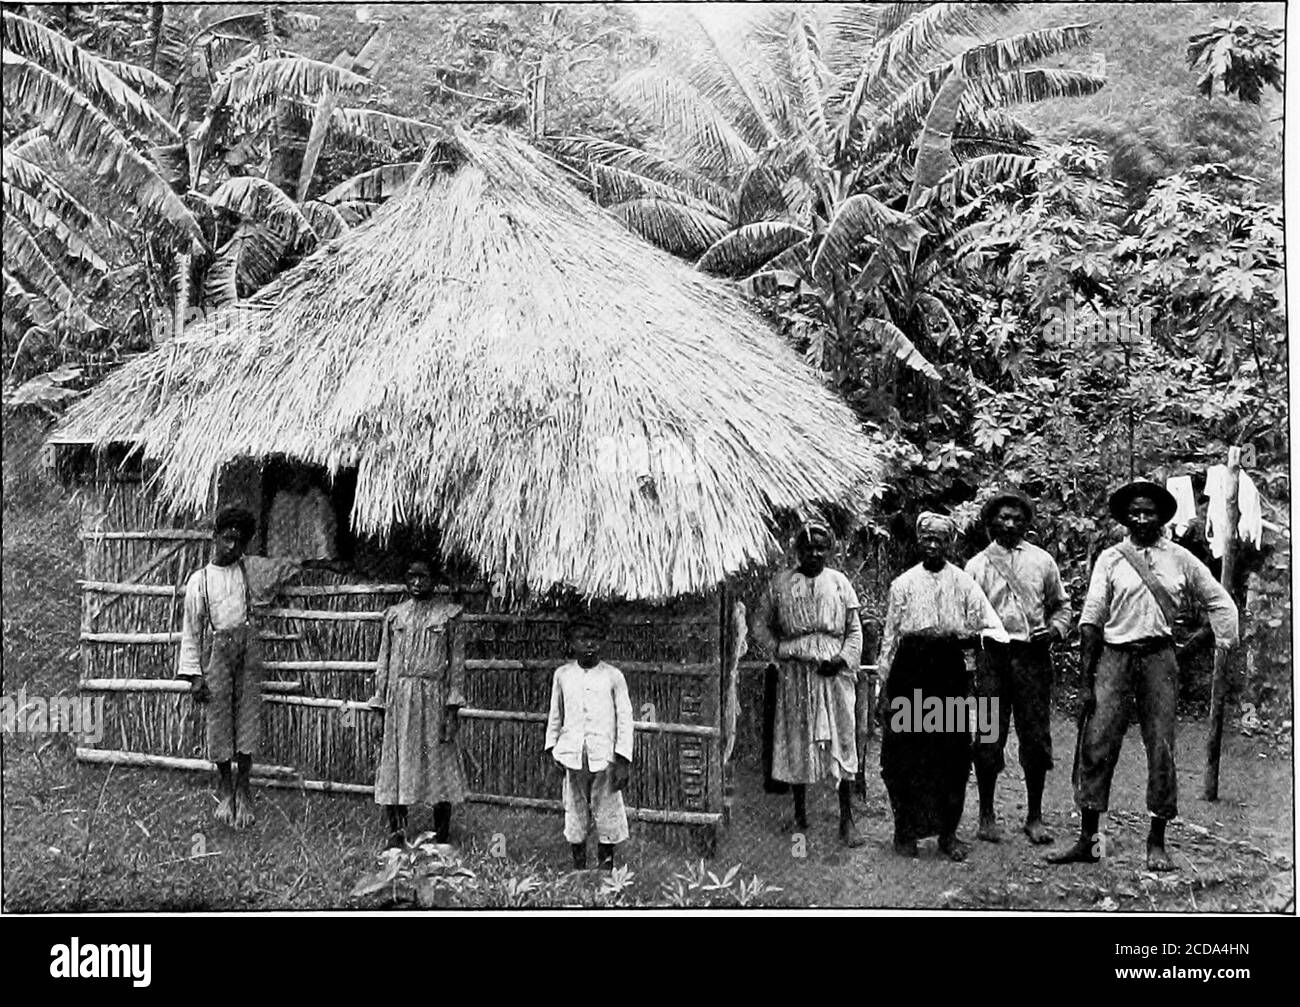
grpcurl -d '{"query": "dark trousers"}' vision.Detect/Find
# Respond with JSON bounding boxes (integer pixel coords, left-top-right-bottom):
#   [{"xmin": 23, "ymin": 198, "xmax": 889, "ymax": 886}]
[
  {"xmin": 1074, "ymin": 641, "xmax": 1178, "ymax": 820},
  {"xmin": 973, "ymin": 639, "xmax": 1053, "ymax": 776}
]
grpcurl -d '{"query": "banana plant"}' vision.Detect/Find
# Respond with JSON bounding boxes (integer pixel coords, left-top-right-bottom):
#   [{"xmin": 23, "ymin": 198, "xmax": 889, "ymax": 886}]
[{"xmin": 558, "ymin": 3, "xmax": 1104, "ymax": 386}]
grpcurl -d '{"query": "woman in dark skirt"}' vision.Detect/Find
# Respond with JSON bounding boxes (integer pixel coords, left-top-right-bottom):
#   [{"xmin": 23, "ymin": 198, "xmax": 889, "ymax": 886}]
[{"xmin": 877, "ymin": 513, "xmax": 1008, "ymax": 861}]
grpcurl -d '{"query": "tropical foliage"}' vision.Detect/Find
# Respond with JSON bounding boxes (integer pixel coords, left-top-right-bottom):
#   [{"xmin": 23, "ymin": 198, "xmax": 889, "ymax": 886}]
[
  {"xmin": 558, "ymin": 2, "xmax": 1106, "ymax": 394},
  {"xmin": 2, "ymin": 3, "xmax": 446, "ymax": 382}
]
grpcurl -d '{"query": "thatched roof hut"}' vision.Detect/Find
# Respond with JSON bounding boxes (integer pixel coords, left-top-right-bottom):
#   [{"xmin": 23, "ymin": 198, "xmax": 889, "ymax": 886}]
[{"xmin": 57, "ymin": 129, "xmax": 887, "ymax": 600}]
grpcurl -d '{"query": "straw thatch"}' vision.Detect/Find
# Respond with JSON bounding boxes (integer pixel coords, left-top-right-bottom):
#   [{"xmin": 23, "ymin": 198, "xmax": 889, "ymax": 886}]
[{"xmin": 57, "ymin": 128, "xmax": 889, "ymax": 600}]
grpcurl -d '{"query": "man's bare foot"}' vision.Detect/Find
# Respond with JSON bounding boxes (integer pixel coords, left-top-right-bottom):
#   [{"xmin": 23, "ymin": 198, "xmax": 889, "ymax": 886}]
[
  {"xmin": 385, "ymin": 830, "xmax": 405, "ymax": 851},
  {"xmin": 1023, "ymin": 819, "xmax": 1054, "ymax": 845},
  {"xmin": 233, "ymin": 786, "xmax": 255, "ymax": 830},
  {"xmin": 976, "ymin": 813, "xmax": 1002, "ymax": 843},
  {"xmin": 1046, "ymin": 837, "xmax": 1099, "ymax": 865},
  {"xmin": 1146, "ymin": 842, "xmax": 1176, "ymax": 872},
  {"xmin": 938, "ymin": 833, "xmax": 970, "ymax": 862},
  {"xmin": 893, "ymin": 836, "xmax": 918, "ymax": 858},
  {"xmin": 215, "ymin": 792, "xmax": 235, "ymax": 826}
]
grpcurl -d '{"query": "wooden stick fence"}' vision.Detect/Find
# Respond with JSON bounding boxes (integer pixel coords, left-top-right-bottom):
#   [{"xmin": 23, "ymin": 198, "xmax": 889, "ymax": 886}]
[{"xmin": 75, "ymin": 748, "xmax": 721, "ymax": 825}]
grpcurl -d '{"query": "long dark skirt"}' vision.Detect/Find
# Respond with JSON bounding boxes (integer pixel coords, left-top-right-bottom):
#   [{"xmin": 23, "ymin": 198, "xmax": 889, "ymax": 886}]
[{"xmin": 880, "ymin": 637, "xmax": 972, "ymax": 841}]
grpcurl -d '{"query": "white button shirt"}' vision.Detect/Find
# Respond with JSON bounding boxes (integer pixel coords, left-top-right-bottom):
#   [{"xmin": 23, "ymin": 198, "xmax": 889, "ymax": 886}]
[{"xmin": 544, "ymin": 661, "xmax": 634, "ymax": 772}]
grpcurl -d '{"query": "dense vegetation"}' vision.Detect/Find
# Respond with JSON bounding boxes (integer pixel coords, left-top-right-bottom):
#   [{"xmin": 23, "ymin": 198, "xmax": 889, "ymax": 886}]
[{"xmin": 1, "ymin": 2, "xmax": 1287, "ymax": 715}]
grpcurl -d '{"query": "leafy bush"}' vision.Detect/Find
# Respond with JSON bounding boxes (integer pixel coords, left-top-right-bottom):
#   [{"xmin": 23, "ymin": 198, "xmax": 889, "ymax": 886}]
[{"xmin": 348, "ymin": 833, "xmax": 785, "ymax": 910}]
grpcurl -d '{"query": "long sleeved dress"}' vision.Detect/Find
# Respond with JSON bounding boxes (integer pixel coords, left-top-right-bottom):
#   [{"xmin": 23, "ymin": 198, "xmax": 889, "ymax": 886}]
[
  {"xmin": 752, "ymin": 568, "xmax": 864, "ymax": 784},
  {"xmin": 372, "ymin": 599, "xmax": 468, "ymax": 806}
]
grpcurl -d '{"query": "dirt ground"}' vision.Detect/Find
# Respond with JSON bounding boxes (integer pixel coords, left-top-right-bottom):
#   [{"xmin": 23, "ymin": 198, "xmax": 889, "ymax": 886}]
[
  {"xmin": 2, "ymin": 709, "xmax": 1292, "ymax": 911},
  {"xmin": 2, "ymin": 421, "xmax": 1293, "ymax": 912}
]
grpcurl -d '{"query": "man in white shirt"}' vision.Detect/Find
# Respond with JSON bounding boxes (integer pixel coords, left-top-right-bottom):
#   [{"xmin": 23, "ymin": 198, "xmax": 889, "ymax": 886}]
[
  {"xmin": 1048, "ymin": 480, "xmax": 1238, "ymax": 871},
  {"xmin": 544, "ymin": 611, "xmax": 633, "ymax": 870},
  {"xmin": 965, "ymin": 489, "xmax": 1073, "ymax": 846},
  {"xmin": 178, "ymin": 507, "xmax": 299, "ymax": 829}
]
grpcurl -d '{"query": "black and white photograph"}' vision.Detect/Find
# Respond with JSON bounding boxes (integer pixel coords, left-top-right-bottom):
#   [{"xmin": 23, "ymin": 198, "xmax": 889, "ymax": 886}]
[{"xmin": 0, "ymin": 0, "xmax": 1292, "ymax": 935}]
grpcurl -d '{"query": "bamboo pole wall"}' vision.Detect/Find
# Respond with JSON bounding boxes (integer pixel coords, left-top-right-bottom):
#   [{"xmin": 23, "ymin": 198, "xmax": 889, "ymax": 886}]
[{"xmin": 71, "ymin": 465, "xmax": 727, "ymax": 832}]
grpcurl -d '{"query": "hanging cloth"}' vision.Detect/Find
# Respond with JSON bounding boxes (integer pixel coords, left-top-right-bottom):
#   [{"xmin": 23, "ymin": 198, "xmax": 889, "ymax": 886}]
[{"xmin": 1166, "ymin": 474, "xmax": 1197, "ymax": 537}]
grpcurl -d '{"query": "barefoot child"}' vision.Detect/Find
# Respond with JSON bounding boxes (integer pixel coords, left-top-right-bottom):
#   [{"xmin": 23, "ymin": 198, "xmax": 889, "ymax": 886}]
[
  {"xmin": 544, "ymin": 611, "xmax": 633, "ymax": 870},
  {"xmin": 367, "ymin": 557, "xmax": 468, "ymax": 849},
  {"xmin": 179, "ymin": 507, "xmax": 301, "ymax": 829}
]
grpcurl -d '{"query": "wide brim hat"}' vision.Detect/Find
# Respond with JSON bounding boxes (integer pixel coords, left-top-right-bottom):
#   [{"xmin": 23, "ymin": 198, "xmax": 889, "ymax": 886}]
[
  {"xmin": 980, "ymin": 489, "xmax": 1034, "ymax": 527},
  {"xmin": 1108, "ymin": 480, "xmax": 1177, "ymax": 525}
]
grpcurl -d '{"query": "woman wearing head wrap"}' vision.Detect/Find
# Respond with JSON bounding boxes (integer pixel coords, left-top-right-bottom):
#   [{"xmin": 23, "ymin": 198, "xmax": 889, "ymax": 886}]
[
  {"xmin": 751, "ymin": 521, "xmax": 866, "ymax": 847},
  {"xmin": 877, "ymin": 512, "xmax": 1009, "ymax": 860}
]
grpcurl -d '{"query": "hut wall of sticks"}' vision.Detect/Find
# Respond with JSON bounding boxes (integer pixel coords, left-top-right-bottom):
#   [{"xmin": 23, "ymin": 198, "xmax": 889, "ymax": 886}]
[
  {"xmin": 51, "ymin": 127, "xmax": 890, "ymax": 851},
  {"xmin": 57, "ymin": 448, "xmax": 730, "ymax": 845}
]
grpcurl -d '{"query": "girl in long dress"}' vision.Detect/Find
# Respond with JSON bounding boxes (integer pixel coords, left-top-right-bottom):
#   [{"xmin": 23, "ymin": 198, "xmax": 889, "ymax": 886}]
[{"xmin": 367, "ymin": 558, "xmax": 468, "ymax": 848}]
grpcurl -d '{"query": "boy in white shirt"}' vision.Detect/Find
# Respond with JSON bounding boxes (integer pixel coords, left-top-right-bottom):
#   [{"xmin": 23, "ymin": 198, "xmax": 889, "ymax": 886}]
[
  {"xmin": 178, "ymin": 507, "xmax": 301, "ymax": 829},
  {"xmin": 544, "ymin": 610, "xmax": 633, "ymax": 870}
]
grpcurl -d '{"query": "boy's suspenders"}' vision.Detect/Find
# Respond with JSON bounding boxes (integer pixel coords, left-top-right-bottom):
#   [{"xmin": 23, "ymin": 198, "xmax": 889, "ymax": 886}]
[{"xmin": 201, "ymin": 559, "xmax": 252, "ymax": 632}]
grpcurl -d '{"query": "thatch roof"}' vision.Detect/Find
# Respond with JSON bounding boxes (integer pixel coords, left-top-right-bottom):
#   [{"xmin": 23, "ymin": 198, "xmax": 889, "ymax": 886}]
[{"xmin": 57, "ymin": 129, "xmax": 889, "ymax": 600}]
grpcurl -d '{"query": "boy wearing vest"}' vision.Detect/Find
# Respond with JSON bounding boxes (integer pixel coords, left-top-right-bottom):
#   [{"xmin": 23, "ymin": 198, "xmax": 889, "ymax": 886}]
[
  {"xmin": 965, "ymin": 490, "xmax": 1073, "ymax": 846},
  {"xmin": 1048, "ymin": 480, "xmax": 1238, "ymax": 871}
]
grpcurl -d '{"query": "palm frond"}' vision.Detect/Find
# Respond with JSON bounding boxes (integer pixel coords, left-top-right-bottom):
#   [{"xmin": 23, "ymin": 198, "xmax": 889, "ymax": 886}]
[
  {"xmin": 219, "ymin": 57, "xmax": 371, "ymax": 126},
  {"xmin": 301, "ymin": 200, "xmax": 348, "ymax": 241},
  {"xmin": 3, "ymin": 149, "xmax": 96, "ymax": 232},
  {"xmin": 2, "ymin": 179, "xmax": 109, "ymax": 276},
  {"xmin": 319, "ymin": 162, "xmax": 421, "ymax": 204},
  {"xmin": 609, "ymin": 198, "xmax": 729, "ymax": 257},
  {"xmin": 204, "ymin": 223, "xmax": 287, "ymax": 307},
  {"xmin": 672, "ymin": 11, "xmax": 784, "ymax": 152},
  {"xmin": 786, "ymin": 11, "xmax": 834, "ymax": 159},
  {"xmin": 735, "ymin": 162, "xmax": 791, "ymax": 225},
  {"xmin": 3, "ymin": 267, "xmax": 53, "ymax": 331},
  {"xmin": 614, "ymin": 67, "xmax": 757, "ymax": 181},
  {"xmin": 206, "ymin": 176, "xmax": 315, "ymax": 240},
  {"xmin": 2, "ymin": 9, "xmax": 178, "ymax": 139},
  {"xmin": 2, "ymin": 50, "xmax": 204, "ymax": 245},
  {"xmin": 812, "ymin": 192, "xmax": 924, "ymax": 289},
  {"xmin": 697, "ymin": 221, "xmax": 811, "ymax": 276},
  {"xmin": 964, "ymin": 68, "xmax": 1106, "ymax": 109},
  {"xmin": 912, "ymin": 153, "xmax": 1036, "ymax": 213},
  {"xmin": 908, "ymin": 69, "xmax": 968, "ymax": 208},
  {"xmin": 858, "ymin": 315, "xmax": 940, "ymax": 381},
  {"xmin": 329, "ymin": 106, "xmax": 443, "ymax": 153},
  {"xmin": 296, "ymin": 83, "xmax": 340, "ymax": 202},
  {"xmin": 3, "ymin": 218, "xmax": 103, "ymax": 332},
  {"xmin": 951, "ymin": 23, "xmax": 1095, "ymax": 76},
  {"xmin": 550, "ymin": 135, "xmax": 734, "ymax": 213},
  {"xmin": 191, "ymin": 7, "xmax": 321, "ymax": 48}
]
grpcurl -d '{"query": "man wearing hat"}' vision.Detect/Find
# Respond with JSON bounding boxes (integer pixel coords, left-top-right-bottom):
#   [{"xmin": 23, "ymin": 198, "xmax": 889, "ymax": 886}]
[
  {"xmin": 1048, "ymin": 480, "xmax": 1238, "ymax": 871},
  {"xmin": 965, "ymin": 489, "xmax": 1072, "ymax": 845},
  {"xmin": 752, "ymin": 521, "xmax": 866, "ymax": 847},
  {"xmin": 178, "ymin": 506, "xmax": 305, "ymax": 829}
]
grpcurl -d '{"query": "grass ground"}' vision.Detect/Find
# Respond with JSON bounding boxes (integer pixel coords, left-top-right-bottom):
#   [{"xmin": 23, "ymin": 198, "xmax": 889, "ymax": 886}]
[{"xmin": 3, "ymin": 416, "xmax": 1293, "ymax": 911}]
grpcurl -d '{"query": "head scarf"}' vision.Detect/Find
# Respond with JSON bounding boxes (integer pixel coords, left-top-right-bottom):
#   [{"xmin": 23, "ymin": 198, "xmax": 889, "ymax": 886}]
[
  {"xmin": 795, "ymin": 519, "xmax": 832, "ymax": 548},
  {"xmin": 915, "ymin": 511, "xmax": 957, "ymax": 540}
]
